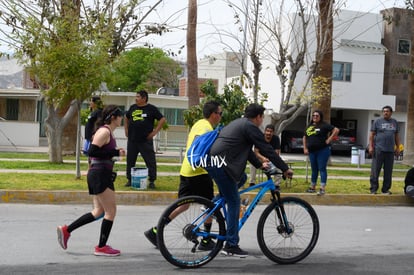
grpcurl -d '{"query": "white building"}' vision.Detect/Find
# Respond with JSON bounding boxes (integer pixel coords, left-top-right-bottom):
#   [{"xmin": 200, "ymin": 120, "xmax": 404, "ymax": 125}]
[
  {"xmin": 245, "ymin": 9, "xmax": 401, "ymax": 148},
  {"xmin": 198, "ymin": 51, "xmax": 242, "ymax": 93}
]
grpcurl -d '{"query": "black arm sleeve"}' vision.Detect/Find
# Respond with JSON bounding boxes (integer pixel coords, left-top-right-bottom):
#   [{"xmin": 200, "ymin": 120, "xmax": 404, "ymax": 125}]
[{"xmin": 88, "ymin": 144, "xmax": 119, "ymax": 158}]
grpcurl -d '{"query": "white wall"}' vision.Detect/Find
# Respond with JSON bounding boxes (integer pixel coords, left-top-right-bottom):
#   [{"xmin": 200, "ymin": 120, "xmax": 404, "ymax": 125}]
[
  {"xmin": 331, "ymin": 10, "xmax": 395, "ymax": 110},
  {"xmin": 0, "ymin": 121, "xmax": 39, "ymax": 146},
  {"xmin": 331, "ymin": 48, "xmax": 394, "ymax": 110},
  {"xmin": 256, "ymin": 9, "xmax": 396, "ymax": 113},
  {"xmin": 199, "ymin": 52, "xmax": 242, "ymax": 94}
]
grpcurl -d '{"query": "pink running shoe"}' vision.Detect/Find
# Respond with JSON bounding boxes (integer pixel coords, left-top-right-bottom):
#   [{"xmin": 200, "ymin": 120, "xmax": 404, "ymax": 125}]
[
  {"xmin": 57, "ymin": 225, "xmax": 70, "ymax": 250},
  {"xmin": 94, "ymin": 245, "xmax": 121, "ymax": 257}
]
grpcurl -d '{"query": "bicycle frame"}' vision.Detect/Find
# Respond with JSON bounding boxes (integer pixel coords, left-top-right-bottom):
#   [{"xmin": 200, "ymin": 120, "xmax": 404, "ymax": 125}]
[{"xmin": 190, "ymin": 175, "xmax": 292, "ymax": 242}]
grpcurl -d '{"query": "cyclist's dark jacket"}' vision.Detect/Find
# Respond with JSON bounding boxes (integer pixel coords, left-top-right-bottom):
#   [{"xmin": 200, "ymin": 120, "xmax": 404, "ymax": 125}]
[{"xmin": 210, "ymin": 117, "xmax": 289, "ymax": 182}]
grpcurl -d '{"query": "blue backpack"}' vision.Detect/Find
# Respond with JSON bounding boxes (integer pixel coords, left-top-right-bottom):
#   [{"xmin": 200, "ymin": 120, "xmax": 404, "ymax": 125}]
[{"xmin": 187, "ymin": 125, "xmax": 223, "ymax": 169}]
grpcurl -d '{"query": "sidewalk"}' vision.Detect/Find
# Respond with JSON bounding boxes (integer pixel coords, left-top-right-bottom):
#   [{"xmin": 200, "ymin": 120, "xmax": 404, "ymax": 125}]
[
  {"xmin": 0, "ymin": 144, "xmax": 413, "ymax": 206},
  {"xmin": 0, "ymin": 144, "xmax": 372, "ymax": 164}
]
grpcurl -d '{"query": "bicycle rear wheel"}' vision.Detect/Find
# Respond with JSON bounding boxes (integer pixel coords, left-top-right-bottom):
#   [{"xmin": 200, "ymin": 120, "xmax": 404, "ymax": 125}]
[
  {"xmin": 257, "ymin": 197, "xmax": 319, "ymax": 264},
  {"xmin": 157, "ymin": 196, "xmax": 226, "ymax": 268}
]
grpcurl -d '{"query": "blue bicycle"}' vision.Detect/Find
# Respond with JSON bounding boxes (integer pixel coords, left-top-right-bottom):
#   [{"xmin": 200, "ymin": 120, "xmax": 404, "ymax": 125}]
[{"xmin": 156, "ymin": 169, "xmax": 319, "ymax": 268}]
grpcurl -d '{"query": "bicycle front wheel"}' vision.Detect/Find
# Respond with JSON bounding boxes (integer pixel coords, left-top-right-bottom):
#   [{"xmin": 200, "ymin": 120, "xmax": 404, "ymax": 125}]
[
  {"xmin": 157, "ymin": 196, "xmax": 226, "ymax": 268},
  {"xmin": 257, "ymin": 197, "xmax": 319, "ymax": 264}
]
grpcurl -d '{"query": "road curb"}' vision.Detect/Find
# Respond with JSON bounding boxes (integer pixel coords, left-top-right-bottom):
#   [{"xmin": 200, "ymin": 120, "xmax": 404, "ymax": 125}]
[{"xmin": 1, "ymin": 190, "xmax": 414, "ymax": 206}]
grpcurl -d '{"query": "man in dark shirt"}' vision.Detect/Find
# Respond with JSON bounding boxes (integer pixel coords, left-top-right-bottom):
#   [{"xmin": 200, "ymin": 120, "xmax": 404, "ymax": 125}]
[
  {"xmin": 249, "ymin": 124, "xmax": 281, "ymax": 186},
  {"xmin": 124, "ymin": 90, "xmax": 166, "ymax": 189},
  {"xmin": 206, "ymin": 103, "xmax": 293, "ymax": 257},
  {"xmin": 368, "ymin": 105, "xmax": 400, "ymax": 194},
  {"xmin": 404, "ymin": 167, "xmax": 414, "ymax": 198}
]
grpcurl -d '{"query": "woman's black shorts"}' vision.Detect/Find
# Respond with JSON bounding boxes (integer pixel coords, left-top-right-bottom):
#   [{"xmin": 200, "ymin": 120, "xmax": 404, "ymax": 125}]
[{"xmin": 87, "ymin": 168, "xmax": 114, "ymax": 195}]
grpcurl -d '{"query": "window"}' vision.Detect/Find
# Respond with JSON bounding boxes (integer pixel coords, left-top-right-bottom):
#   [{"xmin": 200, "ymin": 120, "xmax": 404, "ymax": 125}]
[
  {"xmin": 333, "ymin": 62, "xmax": 352, "ymax": 82},
  {"xmin": 159, "ymin": 108, "xmax": 185, "ymax": 126},
  {"xmin": 398, "ymin": 39, "xmax": 410, "ymax": 55}
]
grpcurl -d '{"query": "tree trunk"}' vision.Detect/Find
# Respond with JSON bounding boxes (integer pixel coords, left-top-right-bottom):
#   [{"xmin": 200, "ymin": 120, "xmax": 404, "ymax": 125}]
[
  {"xmin": 250, "ymin": 0, "xmax": 262, "ymax": 103},
  {"xmin": 45, "ymin": 104, "xmax": 64, "ymax": 163},
  {"xmin": 312, "ymin": 0, "xmax": 333, "ymax": 123},
  {"xmin": 187, "ymin": 0, "xmax": 199, "ymax": 107},
  {"xmin": 45, "ymin": 100, "xmax": 79, "ymax": 163},
  {"xmin": 403, "ymin": 73, "xmax": 414, "ymax": 164}
]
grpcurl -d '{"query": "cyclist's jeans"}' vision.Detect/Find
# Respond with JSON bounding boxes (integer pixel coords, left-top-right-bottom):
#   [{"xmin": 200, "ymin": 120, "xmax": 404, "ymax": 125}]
[
  {"xmin": 206, "ymin": 166, "xmax": 246, "ymax": 246},
  {"xmin": 308, "ymin": 146, "xmax": 331, "ymax": 186}
]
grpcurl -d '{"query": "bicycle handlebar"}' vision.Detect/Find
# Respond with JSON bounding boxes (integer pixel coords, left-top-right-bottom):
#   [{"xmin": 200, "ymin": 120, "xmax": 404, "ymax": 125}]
[{"xmin": 263, "ymin": 162, "xmax": 293, "ymax": 180}]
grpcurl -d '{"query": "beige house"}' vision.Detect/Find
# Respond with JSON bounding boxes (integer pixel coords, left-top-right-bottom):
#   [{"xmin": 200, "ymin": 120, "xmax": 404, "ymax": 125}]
[
  {"xmin": 0, "ymin": 82, "xmax": 190, "ymax": 149},
  {"xmin": 0, "ymin": 52, "xmax": 230, "ymax": 150}
]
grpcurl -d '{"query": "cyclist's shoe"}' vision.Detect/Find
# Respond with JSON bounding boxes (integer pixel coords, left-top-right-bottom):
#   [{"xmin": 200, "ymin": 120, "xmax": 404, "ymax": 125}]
[
  {"xmin": 57, "ymin": 225, "xmax": 70, "ymax": 250},
  {"xmin": 306, "ymin": 187, "xmax": 316, "ymax": 193},
  {"xmin": 221, "ymin": 244, "xmax": 248, "ymax": 257},
  {"xmin": 94, "ymin": 245, "xmax": 120, "ymax": 256},
  {"xmin": 144, "ymin": 227, "xmax": 158, "ymax": 248},
  {"xmin": 198, "ymin": 238, "xmax": 216, "ymax": 251}
]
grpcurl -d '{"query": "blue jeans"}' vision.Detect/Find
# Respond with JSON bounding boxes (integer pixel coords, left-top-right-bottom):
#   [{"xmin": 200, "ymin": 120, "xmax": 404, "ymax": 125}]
[
  {"xmin": 206, "ymin": 167, "xmax": 247, "ymax": 246},
  {"xmin": 308, "ymin": 146, "xmax": 331, "ymax": 187}
]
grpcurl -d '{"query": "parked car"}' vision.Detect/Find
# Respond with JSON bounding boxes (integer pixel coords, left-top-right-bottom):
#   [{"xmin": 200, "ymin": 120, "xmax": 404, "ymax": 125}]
[
  {"xmin": 331, "ymin": 128, "xmax": 356, "ymax": 153},
  {"xmin": 156, "ymin": 87, "xmax": 179, "ymax": 96},
  {"xmin": 281, "ymin": 130, "xmax": 304, "ymax": 153}
]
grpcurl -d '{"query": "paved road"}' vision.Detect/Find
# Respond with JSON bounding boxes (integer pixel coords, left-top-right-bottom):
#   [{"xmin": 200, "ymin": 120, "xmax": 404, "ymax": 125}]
[{"xmin": 1, "ymin": 204, "xmax": 414, "ymax": 274}]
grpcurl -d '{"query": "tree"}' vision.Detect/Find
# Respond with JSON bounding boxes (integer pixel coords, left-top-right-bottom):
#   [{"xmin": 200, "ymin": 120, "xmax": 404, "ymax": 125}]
[
  {"xmin": 222, "ymin": 0, "xmax": 345, "ymax": 134},
  {"xmin": 187, "ymin": 0, "xmax": 200, "ymax": 107},
  {"xmin": 184, "ymin": 80, "xmax": 249, "ymax": 128},
  {"xmin": 106, "ymin": 47, "xmax": 182, "ymax": 93},
  {"xmin": 222, "ymin": 0, "xmax": 263, "ymax": 103},
  {"xmin": 312, "ymin": 0, "xmax": 334, "ymax": 123},
  {"xmin": 0, "ymin": 0, "xmax": 165, "ymax": 163}
]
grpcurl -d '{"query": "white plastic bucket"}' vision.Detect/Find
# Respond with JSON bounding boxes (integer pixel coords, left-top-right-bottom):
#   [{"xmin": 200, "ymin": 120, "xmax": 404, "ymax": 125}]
[
  {"xmin": 351, "ymin": 146, "xmax": 359, "ymax": 164},
  {"xmin": 131, "ymin": 167, "xmax": 148, "ymax": 189}
]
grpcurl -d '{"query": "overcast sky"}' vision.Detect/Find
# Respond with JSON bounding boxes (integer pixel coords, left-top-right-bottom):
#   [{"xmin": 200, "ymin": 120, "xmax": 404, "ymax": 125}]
[
  {"xmin": 142, "ymin": 0, "xmax": 407, "ymax": 61},
  {"xmin": 0, "ymin": 0, "xmax": 407, "ymax": 60}
]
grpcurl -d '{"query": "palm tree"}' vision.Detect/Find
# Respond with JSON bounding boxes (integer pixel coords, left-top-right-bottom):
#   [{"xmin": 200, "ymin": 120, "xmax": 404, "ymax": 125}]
[
  {"xmin": 312, "ymin": 0, "xmax": 334, "ymax": 123},
  {"xmin": 187, "ymin": 0, "xmax": 199, "ymax": 107}
]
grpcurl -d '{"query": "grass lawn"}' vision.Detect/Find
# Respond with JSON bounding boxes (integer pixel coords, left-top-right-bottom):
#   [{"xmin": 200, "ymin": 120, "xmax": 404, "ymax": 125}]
[{"xmin": 0, "ymin": 152, "xmax": 410, "ymax": 195}]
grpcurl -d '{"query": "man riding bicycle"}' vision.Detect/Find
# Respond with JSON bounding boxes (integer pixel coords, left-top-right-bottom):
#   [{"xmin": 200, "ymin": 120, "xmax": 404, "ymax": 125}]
[{"xmin": 206, "ymin": 103, "xmax": 293, "ymax": 257}]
